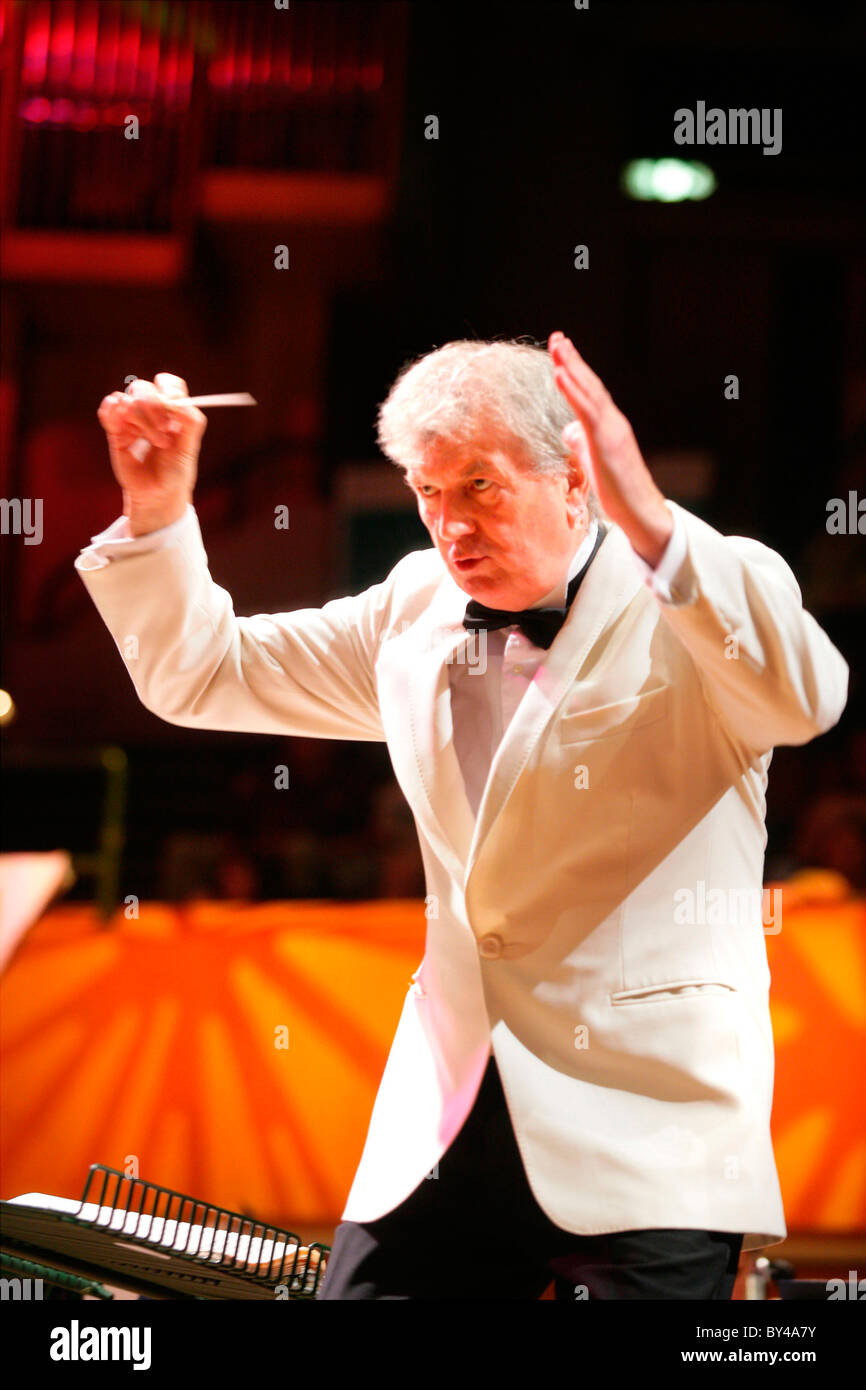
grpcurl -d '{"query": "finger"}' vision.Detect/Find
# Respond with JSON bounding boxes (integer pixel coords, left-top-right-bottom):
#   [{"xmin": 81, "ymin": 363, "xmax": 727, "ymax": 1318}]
[
  {"xmin": 150, "ymin": 377, "xmax": 208, "ymax": 432},
  {"xmin": 125, "ymin": 384, "xmax": 188, "ymax": 433},
  {"xmin": 554, "ymin": 336, "xmax": 608, "ymax": 403},
  {"xmin": 113, "ymin": 396, "xmax": 175, "ymax": 448},
  {"xmin": 97, "ymin": 392, "xmax": 127, "ymax": 427},
  {"xmin": 98, "ymin": 395, "xmax": 149, "ymax": 439},
  {"xmin": 126, "ymin": 377, "xmax": 186, "ymax": 424},
  {"xmin": 118, "ymin": 394, "xmax": 170, "ymax": 430},
  {"xmin": 128, "ymin": 437, "xmax": 152, "ymax": 463},
  {"xmin": 154, "ymin": 372, "xmax": 190, "ymax": 400},
  {"xmin": 553, "ymin": 366, "xmax": 600, "ymax": 424},
  {"xmin": 550, "ymin": 346, "xmax": 598, "ymax": 409},
  {"xmin": 124, "ymin": 381, "xmax": 172, "ymax": 429},
  {"xmin": 116, "ymin": 378, "xmax": 203, "ymax": 432},
  {"xmin": 126, "ymin": 379, "xmax": 162, "ymax": 401},
  {"xmin": 550, "ymin": 333, "xmax": 604, "ymax": 395},
  {"xmin": 550, "ymin": 335, "xmax": 589, "ymax": 385}
]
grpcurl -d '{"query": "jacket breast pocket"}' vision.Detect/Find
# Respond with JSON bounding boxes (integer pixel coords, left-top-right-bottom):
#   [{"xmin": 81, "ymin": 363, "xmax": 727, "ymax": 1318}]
[{"xmin": 559, "ymin": 684, "xmax": 671, "ymax": 745}]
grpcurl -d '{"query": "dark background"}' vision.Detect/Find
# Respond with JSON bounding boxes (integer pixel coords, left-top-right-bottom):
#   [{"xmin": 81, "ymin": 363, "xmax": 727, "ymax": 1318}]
[{"xmin": 1, "ymin": 0, "xmax": 864, "ymax": 903}]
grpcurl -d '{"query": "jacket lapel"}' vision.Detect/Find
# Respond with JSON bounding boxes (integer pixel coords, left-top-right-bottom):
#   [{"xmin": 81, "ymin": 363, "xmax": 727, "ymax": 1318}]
[
  {"xmin": 406, "ymin": 524, "xmax": 643, "ymax": 887},
  {"xmin": 405, "ymin": 585, "xmax": 479, "ymax": 884},
  {"xmin": 464, "ymin": 525, "xmax": 641, "ymax": 879}
]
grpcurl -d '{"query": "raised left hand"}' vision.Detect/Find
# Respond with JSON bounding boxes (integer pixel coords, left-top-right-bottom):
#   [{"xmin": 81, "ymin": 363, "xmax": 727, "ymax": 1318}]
[{"xmin": 548, "ymin": 331, "xmax": 673, "ymax": 567}]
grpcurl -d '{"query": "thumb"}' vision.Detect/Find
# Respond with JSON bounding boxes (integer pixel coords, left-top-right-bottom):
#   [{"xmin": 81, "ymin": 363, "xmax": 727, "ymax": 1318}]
[
  {"xmin": 563, "ymin": 420, "xmax": 592, "ymax": 471},
  {"xmin": 563, "ymin": 420, "xmax": 585, "ymax": 452}
]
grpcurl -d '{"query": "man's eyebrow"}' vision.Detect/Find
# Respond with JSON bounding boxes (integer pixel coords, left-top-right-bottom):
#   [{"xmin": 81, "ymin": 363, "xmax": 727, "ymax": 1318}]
[{"xmin": 404, "ymin": 461, "xmax": 503, "ymax": 486}]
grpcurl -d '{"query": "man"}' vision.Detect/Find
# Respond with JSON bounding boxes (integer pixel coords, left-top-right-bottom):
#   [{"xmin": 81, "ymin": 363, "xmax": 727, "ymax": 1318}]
[{"xmin": 76, "ymin": 332, "xmax": 848, "ymax": 1299}]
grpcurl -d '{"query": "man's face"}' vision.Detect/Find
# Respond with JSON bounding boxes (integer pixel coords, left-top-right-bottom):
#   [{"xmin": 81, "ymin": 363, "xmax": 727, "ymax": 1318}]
[{"xmin": 405, "ymin": 428, "xmax": 590, "ymax": 609}]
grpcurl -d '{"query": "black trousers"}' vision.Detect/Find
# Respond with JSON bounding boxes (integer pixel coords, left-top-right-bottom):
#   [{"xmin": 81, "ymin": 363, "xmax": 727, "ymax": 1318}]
[{"xmin": 317, "ymin": 1054, "xmax": 743, "ymax": 1300}]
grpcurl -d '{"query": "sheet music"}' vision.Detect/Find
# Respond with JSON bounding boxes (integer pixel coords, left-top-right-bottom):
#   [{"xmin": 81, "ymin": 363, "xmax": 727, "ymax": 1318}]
[{"xmin": 1, "ymin": 1192, "xmax": 325, "ymax": 1300}]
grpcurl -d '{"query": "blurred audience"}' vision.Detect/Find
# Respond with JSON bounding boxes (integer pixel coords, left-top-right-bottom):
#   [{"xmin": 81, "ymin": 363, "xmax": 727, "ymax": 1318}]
[{"xmin": 156, "ymin": 740, "xmax": 426, "ymax": 900}]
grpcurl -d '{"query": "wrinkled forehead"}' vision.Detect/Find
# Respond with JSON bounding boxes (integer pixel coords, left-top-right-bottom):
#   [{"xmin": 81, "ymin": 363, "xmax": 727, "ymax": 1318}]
[{"xmin": 412, "ymin": 421, "xmax": 530, "ymax": 476}]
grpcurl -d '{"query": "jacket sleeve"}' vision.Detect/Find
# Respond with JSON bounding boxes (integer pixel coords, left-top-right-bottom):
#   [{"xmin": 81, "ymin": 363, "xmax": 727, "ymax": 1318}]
[
  {"xmin": 74, "ymin": 505, "xmax": 389, "ymax": 741},
  {"xmin": 637, "ymin": 500, "xmax": 849, "ymax": 753}
]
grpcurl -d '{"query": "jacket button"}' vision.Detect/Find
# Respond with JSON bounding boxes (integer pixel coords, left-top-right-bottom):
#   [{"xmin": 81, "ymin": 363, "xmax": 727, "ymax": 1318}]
[{"xmin": 479, "ymin": 933, "xmax": 503, "ymax": 959}]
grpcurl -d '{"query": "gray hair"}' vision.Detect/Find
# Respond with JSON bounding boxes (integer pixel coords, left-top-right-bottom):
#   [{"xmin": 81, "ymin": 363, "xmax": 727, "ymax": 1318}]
[{"xmin": 376, "ymin": 338, "xmax": 602, "ymax": 520}]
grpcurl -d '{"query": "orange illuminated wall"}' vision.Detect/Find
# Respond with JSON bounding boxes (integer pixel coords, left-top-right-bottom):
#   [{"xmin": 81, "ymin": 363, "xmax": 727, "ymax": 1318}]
[
  {"xmin": 1, "ymin": 878, "xmax": 864, "ymax": 1237},
  {"xmin": 765, "ymin": 874, "xmax": 866, "ymax": 1230},
  {"xmin": 0, "ymin": 899, "xmax": 426, "ymax": 1230}
]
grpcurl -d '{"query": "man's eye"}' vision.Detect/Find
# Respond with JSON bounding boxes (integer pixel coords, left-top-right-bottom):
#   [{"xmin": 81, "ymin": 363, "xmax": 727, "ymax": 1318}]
[{"xmin": 415, "ymin": 479, "xmax": 491, "ymax": 496}]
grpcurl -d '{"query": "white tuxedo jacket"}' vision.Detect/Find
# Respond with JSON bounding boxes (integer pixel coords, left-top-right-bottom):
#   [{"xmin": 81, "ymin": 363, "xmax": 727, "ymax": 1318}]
[{"xmin": 75, "ymin": 500, "xmax": 848, "ymax": 1251}]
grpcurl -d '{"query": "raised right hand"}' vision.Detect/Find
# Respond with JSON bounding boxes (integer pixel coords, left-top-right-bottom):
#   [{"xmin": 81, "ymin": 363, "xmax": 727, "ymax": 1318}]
[{"xmin": 97, "ymin": 373, "xmax": 207, "ymax": 535}]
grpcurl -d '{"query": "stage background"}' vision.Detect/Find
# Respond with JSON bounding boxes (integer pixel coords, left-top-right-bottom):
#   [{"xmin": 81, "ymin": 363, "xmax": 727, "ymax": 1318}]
[
  {"xmin": 1, "ymin": 0, "xmax": 864, "ymax": 1296},
  {"xmin": 2, "ymin": 872, "xmax": 864, "ymax": 1262}
]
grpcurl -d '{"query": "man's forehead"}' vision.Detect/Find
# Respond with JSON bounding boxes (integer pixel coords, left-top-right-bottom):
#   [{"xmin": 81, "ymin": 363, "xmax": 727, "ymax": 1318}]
[{"xmin": 408, "ymin": 435, "xmax": 518, "ymax": 479}]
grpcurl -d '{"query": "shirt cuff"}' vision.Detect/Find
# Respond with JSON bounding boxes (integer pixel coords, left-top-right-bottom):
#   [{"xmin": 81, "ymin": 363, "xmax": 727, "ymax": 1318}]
[
  {"xmin": 628, "ymin": 501, "xmax": 688, "ymax": 603},
  {"xmin": 74, "ymin": 504, "xmax": 195, "ymax": 572}
]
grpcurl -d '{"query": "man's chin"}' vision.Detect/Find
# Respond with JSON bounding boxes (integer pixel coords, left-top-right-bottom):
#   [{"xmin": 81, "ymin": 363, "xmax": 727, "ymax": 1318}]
[
  {"xmin": 450, "ymin": 565, "xmax": 491, "ymax": 594},
  {"xmin": 453, "ymin": 575, "xmax": 509, "ymax": 605},
  {"xmin": 444, "ymin": 556, "xmax": 509, "ymax": 602}
]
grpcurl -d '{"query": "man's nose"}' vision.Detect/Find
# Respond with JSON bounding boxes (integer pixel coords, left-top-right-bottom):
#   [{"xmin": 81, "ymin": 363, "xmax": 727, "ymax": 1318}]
[{"xmin": 436, "ymin": 499, "xmax": 474, "ymax": 540}]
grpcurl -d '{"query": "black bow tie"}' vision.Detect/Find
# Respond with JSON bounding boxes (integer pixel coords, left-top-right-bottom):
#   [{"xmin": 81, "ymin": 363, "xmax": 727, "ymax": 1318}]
[{"xmin": 462, "ymin": 523, "xmax": 606, "ymax": 650}]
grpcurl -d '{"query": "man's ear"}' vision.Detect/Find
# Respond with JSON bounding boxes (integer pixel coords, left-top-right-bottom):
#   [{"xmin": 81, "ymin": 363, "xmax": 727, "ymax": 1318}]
[{"xmin": 562, "ymin": 454, "xmax": 589, "ymax": 510}]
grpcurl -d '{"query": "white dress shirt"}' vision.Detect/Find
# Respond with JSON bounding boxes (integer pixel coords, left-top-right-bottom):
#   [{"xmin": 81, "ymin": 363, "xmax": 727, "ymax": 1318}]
[{"xmin": 76, "ymin": 504, "xmax": 687, "ymax": 817}]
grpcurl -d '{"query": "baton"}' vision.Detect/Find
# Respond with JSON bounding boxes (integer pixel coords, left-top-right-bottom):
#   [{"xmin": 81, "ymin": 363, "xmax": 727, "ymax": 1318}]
[{"xmin": 127, "ymin": 393, "xmax": 257, "ymax": 460}]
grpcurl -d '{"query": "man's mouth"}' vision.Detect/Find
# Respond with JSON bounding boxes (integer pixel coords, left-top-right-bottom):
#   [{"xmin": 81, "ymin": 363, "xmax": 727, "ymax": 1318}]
[{"xmin": 453, "ymin": 555, "xmax": 485, "ymax": 571}]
